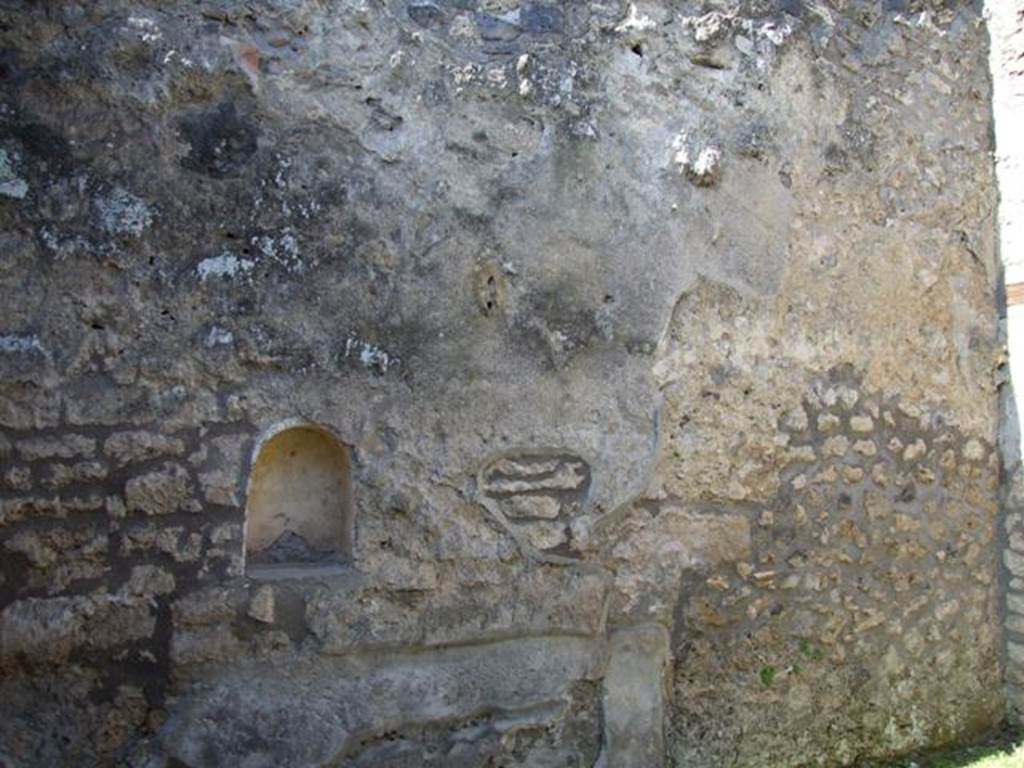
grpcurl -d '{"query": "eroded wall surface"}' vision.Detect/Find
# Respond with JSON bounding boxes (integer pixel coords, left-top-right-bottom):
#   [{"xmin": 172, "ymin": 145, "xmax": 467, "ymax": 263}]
[{"xmin": 0, "ymin": 1, "xmax": 1003, "ymax": 766}]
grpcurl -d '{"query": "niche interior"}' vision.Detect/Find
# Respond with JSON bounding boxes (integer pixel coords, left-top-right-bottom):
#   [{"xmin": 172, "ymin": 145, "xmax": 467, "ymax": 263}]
[{"xmin": 245, "ymin": 425, "xmax": 352, "ymax": 570}]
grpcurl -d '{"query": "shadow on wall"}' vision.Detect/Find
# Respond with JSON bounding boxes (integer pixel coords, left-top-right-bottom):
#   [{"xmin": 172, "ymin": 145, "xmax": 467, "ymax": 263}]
[{"xmin": 244, "ymin": 424, "xmax": 353, "ymax": 574}]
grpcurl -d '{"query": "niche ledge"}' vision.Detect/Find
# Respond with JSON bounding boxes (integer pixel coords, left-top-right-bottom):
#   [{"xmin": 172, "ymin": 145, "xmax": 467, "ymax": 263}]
[{"xmin": 245, "ymin": 561, "xmax": 352, "ymax": 582}]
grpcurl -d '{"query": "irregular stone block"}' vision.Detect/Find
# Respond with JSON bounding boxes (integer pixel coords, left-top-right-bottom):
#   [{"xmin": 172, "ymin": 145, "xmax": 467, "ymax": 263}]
[
  {"xmin": 121, "ymin": 565, "xmax": 176, "ymax": 597},
  {"xmin": 17, "ymin": 434, "xmax": 95, "ymax": 461},
  {"xmin": 171, "ymin": 625, "xmax": 244, "ymax": 667},
  {"xmin": 1006, "ymin": 549, "xmax": 1024, "ymax": 578},
  {"xmin": 485, "ymin": 454, "xmax": 589, "ymax": 494},
  {"xmin": 104, "ymin": 431, "xmax": 185, "ymax": 467},
  {"xmin": 248, "ymin": 585, "xmax": 275, "ymax": 624},
  {"xmin": 43, "ymin": 460, "xmax": 108, "ymax": 488},
  {"xmin": 173, "ymin": 586, "xmax": 247, "ymax": 627},
  {"xmin": 0, "ymin": 595, "xmax": 154, "ymax": 668},
  {"xmin": 124, "ymin": 463, "xmax": 193, "ymax": 516}
]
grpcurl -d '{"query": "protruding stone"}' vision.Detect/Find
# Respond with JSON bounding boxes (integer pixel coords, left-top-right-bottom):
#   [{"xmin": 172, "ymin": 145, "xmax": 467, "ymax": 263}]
[{"xmin": 248, "ymin": 585, "xmax": 275, "ymax": 624}]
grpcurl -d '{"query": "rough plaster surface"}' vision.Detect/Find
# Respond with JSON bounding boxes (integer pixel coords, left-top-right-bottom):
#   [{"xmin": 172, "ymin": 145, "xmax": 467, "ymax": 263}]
[{"xmin": 0, "ymin": 0, "xmax": 1007, "ymax": 766}]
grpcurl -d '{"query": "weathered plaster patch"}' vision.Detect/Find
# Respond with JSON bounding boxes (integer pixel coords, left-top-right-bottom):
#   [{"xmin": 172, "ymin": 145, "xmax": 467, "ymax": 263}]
[
  {"xmin": 253, "ymin": 231, "xmax": 302, "ymax": 273},
  {"xmin": 196, "ymin": 252, "xmax": 255, "ymax": 282},
  {"xmin": 96, "ymin": 187, "xmax": 153, "ymax": 237},
  {"xmin": 615, "ymin": 3, "xmax": 657, "ymax": 33},
  {"xmin": 343, "ymin": 335, "xmax": 400, "ymax": 374},
  {"xmin": 205, "ymin": 327, "xmax": 234, "ymax": 347},
  {"xmin": 0, "ymin": 149, "xmax": 28, "ymax": 199},
  {"xmin": 0, "ymin": 334, "xmax": 47, "ymax": 356},
  {"xmin": 671, "ymin": 133, "xmax": 722, "ymax": 186}
]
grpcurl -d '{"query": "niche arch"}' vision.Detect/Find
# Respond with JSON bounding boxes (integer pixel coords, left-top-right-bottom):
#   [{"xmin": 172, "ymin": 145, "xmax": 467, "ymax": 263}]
[{"xmin": 244, "ymin": 422, "xmax": 353, "ymax": 571}]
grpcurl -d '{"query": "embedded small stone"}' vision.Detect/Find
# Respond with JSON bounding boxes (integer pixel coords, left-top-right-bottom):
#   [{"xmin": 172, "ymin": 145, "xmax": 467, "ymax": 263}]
[
  {"xmin": 871, "ymin": 463, "xmax": 889, "ymax": 486},
  {"xmin": 502, "ymin": 495, "xmax": 562, "ymax": 519},
  {"xmin": 783, "ymin": 406, "xmax": 809, "ymax": 431},
  {"xmin": 780, "ymin": 574, "xmax": 801, "ymax": 590},
  {"xmin": 853, "ymin": 440, "xmax": 877, "ymax": 457},
  {"xmin": 838, "ymin": 387, "xmax": 859, "ymax": 409},
  {"xmin": 963, "ymin": 439, "xmax": 985, "ymax": 462},
  {"xmin": 706, "ymin": 575, "xmax": 729, "ymax": 591},
  {"xmin": 849, "ymin": 415, "xmax": 874, "ymax": 433},
  {"xmin": 817, "ymin": 413, "xmax": 841, "ymax": 432},
  {"xmin": 787, "ymin": 445, "xmax": 816, "ymax": 463},
  {"xmin": 523, "ymin": 520, "xmax": 569, "ymax": 550},
  {"xmin": 824, "ymin": 435, "xmax": 849, "ymax": 457},
  {"xmin": 814, "ymin": 464, "xmax": 839, "ymax": 483},
  {"xmin": 843, "ymin": 466, "xmax": 864, "ymax": 483},
  {"xmin": 902, "ymin": 439, "xmax": 927, "ymax": 462}
]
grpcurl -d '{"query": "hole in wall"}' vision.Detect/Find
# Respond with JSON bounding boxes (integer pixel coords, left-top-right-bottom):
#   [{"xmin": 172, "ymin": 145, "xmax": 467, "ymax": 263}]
[{"xmin": 245, "ymin": 425, "xmax": 352, "ymax": 574}]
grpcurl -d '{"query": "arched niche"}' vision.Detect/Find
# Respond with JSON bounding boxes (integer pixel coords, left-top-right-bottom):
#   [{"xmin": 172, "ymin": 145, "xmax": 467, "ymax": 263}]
[{"xmin": 245, "ymin": 424, "xmax": 352, "ymax": 571}]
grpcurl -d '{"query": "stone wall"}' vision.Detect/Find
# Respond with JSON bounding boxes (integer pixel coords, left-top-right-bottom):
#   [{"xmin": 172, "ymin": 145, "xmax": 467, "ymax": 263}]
[
  {"xmin": 0, "ymin": 1, "xmax": 1005, "ymax": 766},
  {"xmin": 992, "ymin": 0, "xmax": 1024, "ymax": 725}
]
